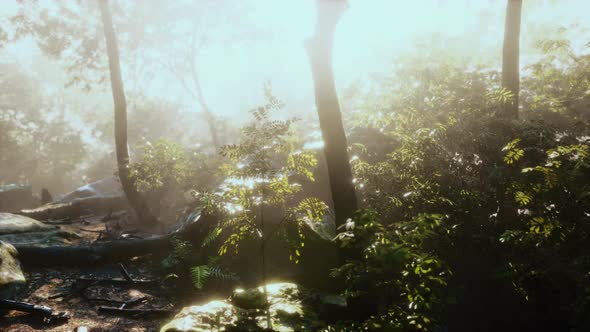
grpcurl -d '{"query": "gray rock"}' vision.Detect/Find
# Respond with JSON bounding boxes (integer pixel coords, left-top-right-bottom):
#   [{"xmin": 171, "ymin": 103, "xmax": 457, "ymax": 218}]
[
  {"xmin": 0, "ymin": 213, "xmax": 78, "ymax": 246},
  {"xmin": 0, "ymin": 240, "xmax": 26, "ymax": 300},
  {"xmin": 0, "ymin": 229, "xmax": 80, "ymax": 246},
  {"xmin": 55, "ymin": 176, "xmax": 123, "ymax": 204},
  {"xmin": 0, "ymin": 213, "xmax": 57, "ymax": 235}
]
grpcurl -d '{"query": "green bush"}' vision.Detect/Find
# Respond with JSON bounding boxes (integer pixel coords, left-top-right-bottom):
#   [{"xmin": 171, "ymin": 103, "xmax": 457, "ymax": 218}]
[{"xmin": 333, "ymin": 41, "xmax": 590, "ymax": 331}]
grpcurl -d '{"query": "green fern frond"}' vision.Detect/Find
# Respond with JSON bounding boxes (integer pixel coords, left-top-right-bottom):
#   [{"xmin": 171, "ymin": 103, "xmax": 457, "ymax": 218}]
[
  {"xmin": 207, "ymin": 266, "xmax": 238, "ymax": 282},
  {"xmin": 190, "ymin": 265, "xmax": 210, "ymax": 289},
  {"xmin": 201, "ymin": 227, "xmax": 222, "ymax": 248}
]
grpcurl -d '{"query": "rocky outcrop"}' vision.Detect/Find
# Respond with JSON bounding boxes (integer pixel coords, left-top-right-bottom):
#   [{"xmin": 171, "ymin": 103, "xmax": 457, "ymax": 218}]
[
  {"xmin": 0, "ymin": 213, "xmax": 78, "ymax": 246},
  {"xmin": 19, "ymin": 177, "xmax": 128, "ymax": 220}
]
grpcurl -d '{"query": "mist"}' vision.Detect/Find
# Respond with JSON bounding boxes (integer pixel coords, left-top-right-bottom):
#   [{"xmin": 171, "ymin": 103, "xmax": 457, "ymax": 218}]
[{"xmin": 1, "ymin": 1, "xmax": 590, "ymax": 331}]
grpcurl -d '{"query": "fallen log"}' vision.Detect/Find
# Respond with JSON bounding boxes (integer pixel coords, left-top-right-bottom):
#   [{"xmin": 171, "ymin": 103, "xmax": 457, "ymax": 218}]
[
  {"xmin": 15, "ymin": 236, "xmax": 169, "ymax": 266},
  {"xmin": 0, "ymin": 299, "xmax": 70, "ymax": 323},
  {"xmin": 13, "ymin": 209, "xmax": 207, "ymax": 266}
]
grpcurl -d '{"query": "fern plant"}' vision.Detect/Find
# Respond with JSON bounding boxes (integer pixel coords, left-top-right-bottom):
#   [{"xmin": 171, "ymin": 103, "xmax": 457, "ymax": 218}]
[
  {"xmin": 190, "ymin": 257, "xmax": 238, "ymax": 290},
  {"xmin": 161, "ymin": 238, "xmax": 237, "ymax": 290}
]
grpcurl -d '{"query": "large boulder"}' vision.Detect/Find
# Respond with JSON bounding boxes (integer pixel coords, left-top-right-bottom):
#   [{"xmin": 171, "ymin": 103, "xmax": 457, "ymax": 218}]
[
  {"xmin": 0, "ymin": 241, "xmax": 26, "ymax": 300},
  {"xmin": 0, "ymin": 213, "xmax": 79, "ymax": 246},
  {"xmin": 55, "ymin": 176, "xmax": 123, "ymax": 204},
  {"xmin": 19, "ymin": 177, "xmax": 128, "ymax": 220},
  {"xmin": 161, "ymin": 282, "xmax": 339, "ymax": 332},
  {"xmin": 0, "ymin": 213, "xmax": 56, "ymax": 235}
]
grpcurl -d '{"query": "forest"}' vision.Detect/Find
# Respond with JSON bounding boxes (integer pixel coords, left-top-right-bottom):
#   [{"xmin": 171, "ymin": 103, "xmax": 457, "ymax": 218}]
[{"xmin": 0, "ymin": 0, "xmax": 589, "ymax": 331}]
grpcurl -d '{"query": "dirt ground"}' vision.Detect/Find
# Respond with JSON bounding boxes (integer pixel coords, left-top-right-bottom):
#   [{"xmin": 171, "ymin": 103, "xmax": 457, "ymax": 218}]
[
  {"xmin": 0, "ymin": 260, "xmax": 181, "ymax": 332},
  {"xmin": 1, "ymin": 211, "xmax": 182, "ymax": 332}
]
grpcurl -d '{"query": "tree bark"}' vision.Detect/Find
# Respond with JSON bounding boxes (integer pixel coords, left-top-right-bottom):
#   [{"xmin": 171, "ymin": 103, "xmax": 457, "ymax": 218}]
[
  {"xmin": 502, "ymin": 0, "xmax": 523, "ymax": 118},
  {"xmin": 305, "ymin": 0, "xmax": 358, "ymax": 259},
  {"xmin": 99, "ymin": 0, "xmax": 157, "ymax": 225}
]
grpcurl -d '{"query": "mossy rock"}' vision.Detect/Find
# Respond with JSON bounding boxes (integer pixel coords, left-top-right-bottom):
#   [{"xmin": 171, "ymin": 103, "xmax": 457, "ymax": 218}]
[
  {"xmin": 0, "ymin": 212, "xmax": 80, "ymax": 246},
  {"xmin": 0, "ymin": 213, "xmax": 57, "ymax": 235},
  {"xmin": 161, "ymin": 283, "xmax": 327, "ymax": 332},
  {"xmin": 0, "ymin": 241, "xmax": 26, "ymax": 300}
]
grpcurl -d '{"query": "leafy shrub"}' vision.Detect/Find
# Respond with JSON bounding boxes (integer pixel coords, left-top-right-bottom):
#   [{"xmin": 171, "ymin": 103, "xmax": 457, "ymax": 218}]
[
  {"xmin": 334, "ymin": 42, "xmax": 590, "ymax": 331},
  {"xmin": 331, "ymin": 210, "xmax": 451, "ymax": 331},
  {"xmin": 200, "ymin": 85, "xmax": 327, "ymax": 264}
]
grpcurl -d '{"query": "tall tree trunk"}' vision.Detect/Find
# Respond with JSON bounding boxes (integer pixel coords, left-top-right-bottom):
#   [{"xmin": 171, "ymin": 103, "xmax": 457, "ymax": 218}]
[
  {"xmin": 305, "ymin": 0, "xmax": 358, "ymax": 259},
  {"xmin": 502, "ymin": 0, "xmax": 523, "ymax": 118},
  {"xmin": 99, "ymin": 0, "xmax": 157, "ymax": 225},
  {"xmin": 189, "ymin": 52, "xmax": 221, "ymax": 149}
]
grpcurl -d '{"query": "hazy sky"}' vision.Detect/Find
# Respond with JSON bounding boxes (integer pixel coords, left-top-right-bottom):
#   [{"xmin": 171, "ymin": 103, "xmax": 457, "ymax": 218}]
[{"xmin": 1, "ymin": 0, "xmax": 589, "ymax": 122}]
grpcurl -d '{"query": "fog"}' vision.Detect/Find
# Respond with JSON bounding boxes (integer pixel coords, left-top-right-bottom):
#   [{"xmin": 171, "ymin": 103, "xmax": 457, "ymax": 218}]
[
  {"xmin": 2, "ymin": 1, "xmax": 589, "ymax": 118},
  {"xmin": 1, "ymin": 0, "xmax": 589, "ymax": 192},
  {"xmin": 2, "ymin": 2, "xmax": 590, "ymax": 330}
]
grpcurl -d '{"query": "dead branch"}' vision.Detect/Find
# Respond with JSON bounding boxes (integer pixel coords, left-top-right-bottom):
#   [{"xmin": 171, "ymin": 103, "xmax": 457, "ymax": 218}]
[
  {"xmin": 0, "ymin": 299, "xmax": 70, "ymax": 323},
  {"xmin": 98, "ymin": 306, "xmax": 174, "ymax": 318},
  {"xmin": 117, "ymin": 263, "xmax": 135, "ymax": 283}
]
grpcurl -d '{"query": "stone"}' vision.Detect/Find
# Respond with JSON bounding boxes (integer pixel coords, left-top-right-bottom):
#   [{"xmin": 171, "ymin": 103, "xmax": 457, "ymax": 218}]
[
  {"xmin": 0, "ymin": 213, "xmax": 78, "ymax": 246},
  {"xmin": 55, "ymin": 176, "xmax": 123, "ymax": 204},
  {"xmin": 161, "ymin": 282, "xmax": 326, "ymax": 332},
  {"xmin": 230, "ymin": 286, "xmax": 267, "ymax": 310},
  {"xmin": 0, "ymin": 213, "xmax": 57, "ymax": 235},
  {"xmin": 0, "ymin": 240, "xmax": 26, "ymax": 300},
  {"xmin": 0, "ymin": 229, "xmax": 80, "ymax": 246},
  {"xmin": 160, "ymin": 300, "xmax": 237, "ymax": 332}
]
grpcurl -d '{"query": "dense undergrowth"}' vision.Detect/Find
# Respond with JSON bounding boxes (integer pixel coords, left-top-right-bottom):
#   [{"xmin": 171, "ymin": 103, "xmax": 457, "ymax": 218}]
[
  {"xmin": 329, "ymin": 39, "xmax": 590, "ymax": 331},
  {"xmin": 130, "ymin": 38, "xmax": 590, "ymax": 331}
]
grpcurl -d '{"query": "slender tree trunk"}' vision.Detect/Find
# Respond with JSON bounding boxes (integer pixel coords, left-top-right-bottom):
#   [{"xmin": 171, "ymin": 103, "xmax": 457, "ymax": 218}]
[
  {"xmin": 189, "ymin": 56, "xmax": 221, "ymax": 149},
  {"xmin": 502, "ymin": 0, "xmax": 523, "ymax": 118},
  {"xmin": 305, "ymin": 0, "xmax": 358, "ymax": 260},
  {"xmin": 99, "ymin": 0, "xmax": 157, "ymax": 225}
]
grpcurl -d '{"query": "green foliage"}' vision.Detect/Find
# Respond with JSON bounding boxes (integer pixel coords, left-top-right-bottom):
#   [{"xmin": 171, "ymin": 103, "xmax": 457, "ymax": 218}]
[
  {"xmin": 161, "ymin": 238, "xmax": 237, "ymax": 291},
  {"xmin": 336, "ymin": 40, "xmax": 590, "ymax": 330},
  {"xmin": 331, "ymin": 210, "xmax": 451, "ymax": 331},
  {"xmin": 201, "ymin": 85, "xmax": 325, "ymax": 263},
  {"xmin": 129, "ymin": 139, "xmax": 189, "ymax": 193},
  {"xmin": 190, "ymin": 263, "xmax": 238, "ymax": 290}
]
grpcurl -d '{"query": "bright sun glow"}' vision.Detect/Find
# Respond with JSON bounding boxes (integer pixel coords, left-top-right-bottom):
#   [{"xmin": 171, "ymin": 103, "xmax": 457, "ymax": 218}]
[{"xmin": 1, "ymin": 0, "xmax": 589, "ymax": 122}]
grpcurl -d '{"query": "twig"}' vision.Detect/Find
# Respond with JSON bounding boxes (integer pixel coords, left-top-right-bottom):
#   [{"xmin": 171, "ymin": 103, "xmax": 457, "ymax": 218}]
[
  {"xmin": 77, "ymin": 276, "xmax": 156, "ymax": 285},
  {"xmin": 117, "ymin": 263, "xmax": 135, "ymax": 283},
  {"xmin": 79, "ymin": 228, "xmax": 104, "ymax": 233},
  {"xmin": 83, "ymin": 295, "xmax": 147, "ymax": 307},
  {"xmin": 98, "ymin": 306, "xmax": 173, "ymax": 317}
]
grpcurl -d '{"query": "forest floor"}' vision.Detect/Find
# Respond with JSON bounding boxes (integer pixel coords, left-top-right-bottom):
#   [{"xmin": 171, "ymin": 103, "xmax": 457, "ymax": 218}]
[
  {"xmin": 0, "ymin": 211, "xmax": 191, "ymax": 332},
  {"xmin": 0, "ymin": 259, "xmax": 181, "ymax": 332}
]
